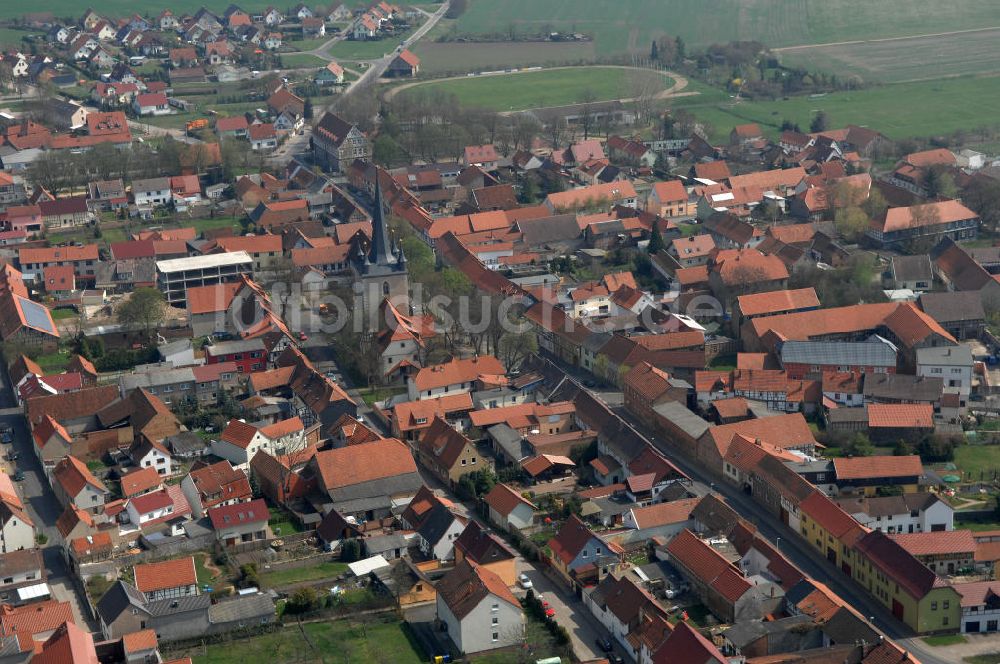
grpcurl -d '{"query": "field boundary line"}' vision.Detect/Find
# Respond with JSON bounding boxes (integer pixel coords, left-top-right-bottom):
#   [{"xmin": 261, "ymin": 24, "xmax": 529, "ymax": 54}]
[{"xmin": 774, "ymin": 25, "xmax": 1000, "ymax": 52}]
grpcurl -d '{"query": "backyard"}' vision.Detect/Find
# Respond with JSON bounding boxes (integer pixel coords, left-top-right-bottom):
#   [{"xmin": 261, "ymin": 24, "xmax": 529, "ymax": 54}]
[
  {"xmin": 267, "ymin": 506, "xmax": 305, "ymax": 537},
  {"xmin": 173, "ymin": 617, "xmax": 425, "ymax": 664},
  {"xmin": 259, "ymin": 560, "xmax": 349, "ymax": 587}
]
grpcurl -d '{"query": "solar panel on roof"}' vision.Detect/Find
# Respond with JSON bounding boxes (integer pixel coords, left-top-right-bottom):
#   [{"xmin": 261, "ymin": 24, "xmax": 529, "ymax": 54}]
[{"xmin": 17, "ymin": 297, "xmax": 56, "ymax": 334}]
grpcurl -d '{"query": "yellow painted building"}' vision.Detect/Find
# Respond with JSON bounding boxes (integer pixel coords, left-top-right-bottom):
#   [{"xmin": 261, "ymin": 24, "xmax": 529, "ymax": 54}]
[
  {"xmin": 851, "ymin": 530, "xmax": 961, "ymax": 634},
  {"xmin": 798, "ymin": 491, "xmax": 867, "ymax": 571}
]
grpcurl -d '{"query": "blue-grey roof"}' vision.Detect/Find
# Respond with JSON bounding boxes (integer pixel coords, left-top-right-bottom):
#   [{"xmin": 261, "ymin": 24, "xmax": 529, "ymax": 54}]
[
  {"xmin": 17, "ymin": 296, "xmax": 57, "ymax": 335},
  {"xmin": 780, "ymin": 335, "xmax": 897, "ymax": 368}
]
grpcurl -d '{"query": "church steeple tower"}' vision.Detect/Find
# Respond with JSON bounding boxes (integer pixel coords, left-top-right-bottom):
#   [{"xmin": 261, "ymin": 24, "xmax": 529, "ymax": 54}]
[{"xmin": 350, "ymin": 168, "xmax": 410, "ymax": 325}]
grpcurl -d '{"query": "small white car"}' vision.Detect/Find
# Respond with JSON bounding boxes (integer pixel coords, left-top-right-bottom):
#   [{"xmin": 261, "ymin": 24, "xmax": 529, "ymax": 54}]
[{"xmin": 518, "ymin": 573, "xmax": 533, "ymax": 589}]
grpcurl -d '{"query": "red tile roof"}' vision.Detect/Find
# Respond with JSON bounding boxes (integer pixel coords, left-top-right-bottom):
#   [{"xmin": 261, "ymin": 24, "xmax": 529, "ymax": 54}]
[
  {"xmin": 412, "ymin": 355, "xmax": 505, "ymax": 392},
  {"xmin": 866, "ymin": 404, "xmax": 934, "ymax": 429},
  {"xmin": 133, "ymin": 556, "xmax": 196, "ymax": 593},
  {"xmin": 630, "ymin": 497, "xmax": 701, "ymax": 530},
  {"xmin": 665, "ymin": 529, "xmax": 751, "ymax": 603},
  {"xmin": 737, "ymin": 287, "xmax": 819, "ymax": 317},
  {"xmin": 833, "ymin": 454, "xmax": 924, "ymax": 480},
  {"xmin": 122, "ymin": 629, "xmax": 158, "ymax": 654},
  {"xmin": 52, "ymin": 456, "xmax": 106, "ymax": 499},
  {"xmin": 310, "ymin": 438, "xmax": 417, "ymax": 491},
  {"xmin": 119, "ymin": 467, "xmax": 161, "ymax": 498},
  {"xmin": 800, "ymin": 491, "xmax": 866, "ymax": 544},
  {"xmin": 890, "ymin": 530, "xmax": 976, "ymax": 557},
  {"xmin": 483, "ymin": 483, "xmax": 535, "ymax": 517},
  {"xmin": 0, "ymin": 600, "xmax": 75, "ymax": 640},
  {"xmin": 208, "ymin": 498, "xmax": 268, "ymax": 529}
]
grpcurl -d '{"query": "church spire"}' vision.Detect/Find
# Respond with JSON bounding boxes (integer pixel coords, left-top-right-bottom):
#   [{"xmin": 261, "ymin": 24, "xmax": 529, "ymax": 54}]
[{"xmin": 368, "ymin": 174, "xmax": 396, "ymax": 267}]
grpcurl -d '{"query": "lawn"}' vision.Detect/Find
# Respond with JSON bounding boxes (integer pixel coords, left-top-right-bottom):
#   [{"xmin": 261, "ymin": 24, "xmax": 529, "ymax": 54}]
[
  {"xmin": 924, "ymin": 634, "xmax": 966, "ymax": 647},
  {"xmin": 954, "ymin": 444, "xmax": 1000, "ymax": 482},
  {"xmin": 136, "ymin": 112, "xmax": 196, "ymax": 131},
  {"xmin": 194, "ymin": 552, "xmax": 226, "ymax": 588},
  {"xmin": 674, "ymin": 74, "xmax": 1000, "ymax": 143},
  {"xmin": 0, "ymin": 27, "xmax": 33, "ymax": 49},
  {"xmin": 280, "ymin": 53, "xmax": 328, "ymax": 69},
  {"xmin": 259, "ymin": 560, "xmax": 349, "ymax": 587},
  {"xmin": 284, "ymin": 36, "xmax": 331, "ymax": 52},
  {"xmin": 397, "ymin": 66, "xmax": 672, "ymax": 112},
  {"xmin": 451, "ymin": 0, "xmax": 1000, "ymax": 54},
  {"xmin": 34, "ymin": 351, "xmax": 71, "ymax": 373},
  {"xmin": 181, "ymin": 618, "xmax": 424, "ymax": 664},
  {"xmin": 967, "ymin": 655, "xmax": 1000, "ymax": 664},
  {"xmin": 709, "ymin": 353, "xmax": 737, "ymax": 371},
  {"xmin": 267, "ymin": 506, "xmax": 304, "ymax": 536},
  {"xmin": 50, "ymin": 307, "xmax": 78, "ymax": 320},
  {"xmin": 328, "ymin": 34, "xmax": 411, "ymax": 60},
  {"xmin": 358, "ymin": 386, "xmax": 404, "ymax": 406}
]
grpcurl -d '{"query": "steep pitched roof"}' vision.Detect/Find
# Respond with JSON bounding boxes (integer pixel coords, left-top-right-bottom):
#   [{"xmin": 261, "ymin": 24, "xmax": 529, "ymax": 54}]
[
  {"xmin": 437, "ymin": 559, "xmax": 519, "ymax": 621},
  {"xmin": 310, "ymin": 438, "xmax": 417, "ymax": 491},
  {"xmin": 53, "ymin": 456, "xmax": 106, "ymax": 499},
  {"xmin": 483, "ymin": 483, "xmax": 535, "ymax": 517}
]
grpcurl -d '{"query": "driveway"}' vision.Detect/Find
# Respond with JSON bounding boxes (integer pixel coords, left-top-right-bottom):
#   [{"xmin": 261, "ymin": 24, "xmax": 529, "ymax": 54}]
[{"xmin": 514, "ymin": 557, "xmax": 610, "ymax": 662}]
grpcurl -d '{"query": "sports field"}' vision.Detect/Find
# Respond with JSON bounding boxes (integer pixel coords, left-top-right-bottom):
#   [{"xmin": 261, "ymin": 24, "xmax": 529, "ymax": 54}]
[
  {"xmin": 671, "ymin": 74, "xmax": 1000, "ymax": 143},
  {"xmin": 777, "ymin": 27, "xmax": 1000, "ymax": 83},
  {"xmin": 395, "ymin": 66, "xmax": 672, "ymax": 112}
]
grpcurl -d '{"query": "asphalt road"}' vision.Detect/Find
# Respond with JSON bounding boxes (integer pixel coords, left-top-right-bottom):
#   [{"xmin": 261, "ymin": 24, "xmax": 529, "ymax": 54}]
[{"xmin": 0, "ymin": 365, "xmax": 97, "ymax": 631}]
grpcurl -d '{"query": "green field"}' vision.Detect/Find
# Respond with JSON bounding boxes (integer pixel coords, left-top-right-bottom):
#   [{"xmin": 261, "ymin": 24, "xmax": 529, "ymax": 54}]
[
  {"xmin": 184, "ymin": 619, "xmax": 424, "ymax": 664},
  {"xmin": 671, "ymin": 74, "xmax": 1000, "ymax": 143},
  {"xmin": 0, "ymin": 27, "xmax": 33, "ymax": 49},
  {"xmin": 280, "ymin": 53, "xmax": 328, "ymax": 68},
  {"xmin": 954, "ymin": 444, "xmax": 1000, "ymax": 481},
  {"xmin": 397, "ymin": 66, "xmax": 672, "ymax": 111},
  {"xmin": 778, "ymin": 27, "xmax": 1000, "ymax": 83},
  {"xmin": 328, "ymin": 37, "xmax": 407, "ymax": 61},
  {"xmin": 413, "ymin": 40, "xmax": 597, "ymax": 75},
  {"xmin": 452, "ymin": 0, "xmax": 1000, "ymax": 54}
]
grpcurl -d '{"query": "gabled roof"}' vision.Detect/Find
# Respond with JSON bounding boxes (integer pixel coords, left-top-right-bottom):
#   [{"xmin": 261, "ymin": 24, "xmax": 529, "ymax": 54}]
[
  {"xmin": 629, "ymin": 497, "xmax": 701, "ymax": 530},
  {"xmin": 437, "ymin": 559, "xmax": 519, "ymax": 620},
  {"xmin": 854, "ymin": 530, "xmax": 948, "ymax": 599},
  {"xmin": 454, "ymin": 520, "xmax": 516, "ymax": 565},
  {"xmin": 483, "ymin": 483, "xmax": 535, "ymax": 517},
  {"xmin": 666, "ymin": 529, "xmax": 751, "ymax": 603},
  {"xmin": 417, "ymin": 417, "xmax": 474, "ymax": 472},
  {"xmin": 52, "ymin": 456, "xmax": 106, "ymax": 499},
  {"xmin": 412, "ymin": 355, "xmax": 505, "ymax": 392},
  {"xmin": 119, "ymin": 467, "xmax": 162, "ymax": 498},
  {"xmin": 652, "ymin": 621, "xmax": 726, "ymax": 664},
  {"xmin": 833, "ymin": 454, "xmax": 923, "ymax": 480},
  {"xmin": 891, "ymin": 530, "xmax": 976, "ymax": 557},
  {"xmin": 208, "ymin": 498, "xmax": 268, "ymax": 529},
  {"xmin": 737, "ymin": 287, "xmax": 819, "ymax": 317},
  {"xmin": 310, "ymin": 438, "xmax": 417, "ymax": 491},
  {"xmin": 133, "ymin": 556, "xmax": 197, "ymax": 593},
  {"xmin": 866, "ymin": 404, "xmax": 934, "ymax": 429},
  {"xmin": 548, "ymin": 514, "xmax": 618, "ymax": 565},
  {"xmin": 800, "ymin": 491, "xmax": 866, "ymax": 545}
]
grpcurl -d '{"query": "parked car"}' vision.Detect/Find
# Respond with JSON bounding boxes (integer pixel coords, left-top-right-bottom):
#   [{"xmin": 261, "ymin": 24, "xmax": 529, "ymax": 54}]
[
  {"xmin": 12, "ymin": 470, "xmax": 23, "ymax": 482},
  {"xmin": 595, "ymin": 637, "xmax": 613, "ymax": 653},
  {"xmin": 0, "ymin": 426, "xmax": 13, "ymax": 443},
  {"xmin": 518, "ymin": 573, "xmax": 533, "ymax": 590},
  {"xmin": 5, "ymin": 452, "xmax": 18, "ymax": 461}
]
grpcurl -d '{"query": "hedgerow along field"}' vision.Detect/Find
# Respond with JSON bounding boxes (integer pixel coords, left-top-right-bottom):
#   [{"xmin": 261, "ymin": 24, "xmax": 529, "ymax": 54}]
[
  {"xmin": 394, "ymin": 66, "xmax": 673, "ymax": 112},
  {"xmin": 451, "ymin": 0, "xmax": 1000, "ymax": 55}
]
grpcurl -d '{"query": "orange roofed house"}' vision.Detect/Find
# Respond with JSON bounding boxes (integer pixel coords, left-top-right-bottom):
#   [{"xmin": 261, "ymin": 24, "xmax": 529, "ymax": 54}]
[
  {"xmin": 133, "ymin": 556, "xmax": 197, "ymax": 601},
  {"xmin": 299, "ymin": 437, "xmax": 422, "ymax": 520},
  {"xmin": 407, "ymin": 355, "xmax": 505, "ymax": 401},
  {"xmin": 867, "ymin": 199, "xmax": 979, "ymax": 250}
]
